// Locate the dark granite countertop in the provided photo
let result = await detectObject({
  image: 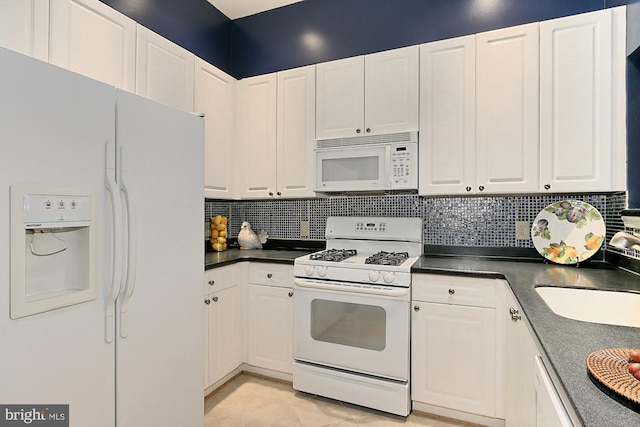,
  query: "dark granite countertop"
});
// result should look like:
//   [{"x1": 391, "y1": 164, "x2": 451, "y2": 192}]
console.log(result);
[
  {"x1": 412, "y1": 256, "x2": 640, "y2": 427},
  {"x1": 205, "y1": 248, "x2": 312, "y2": 270},
  {"x1": 204, "y1": 249, "x2": 640, "y2": 425}
]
